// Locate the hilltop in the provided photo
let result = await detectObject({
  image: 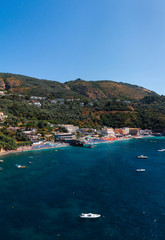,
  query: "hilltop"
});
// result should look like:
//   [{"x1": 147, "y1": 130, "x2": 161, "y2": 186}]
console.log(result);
[{"x1": 0, "y1": 73, "x2": 157, "y2": 100}]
